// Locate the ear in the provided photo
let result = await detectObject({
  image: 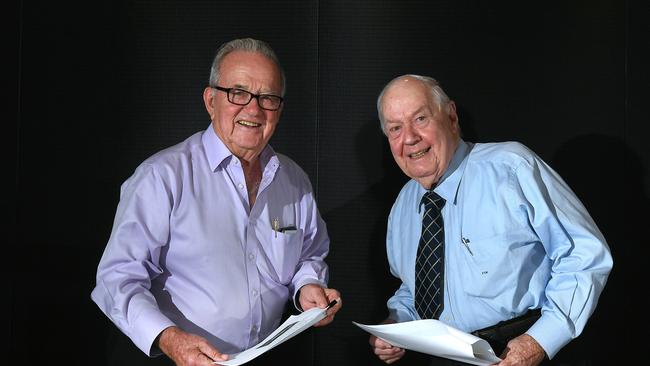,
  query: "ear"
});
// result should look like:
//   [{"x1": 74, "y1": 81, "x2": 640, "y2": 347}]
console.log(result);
[
  {"x1": 203, "y1": 86, "x2": 216, "y2": 120},
  {"x1": 447, "y1": 101, "x2": 460, "y2": 133}
]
